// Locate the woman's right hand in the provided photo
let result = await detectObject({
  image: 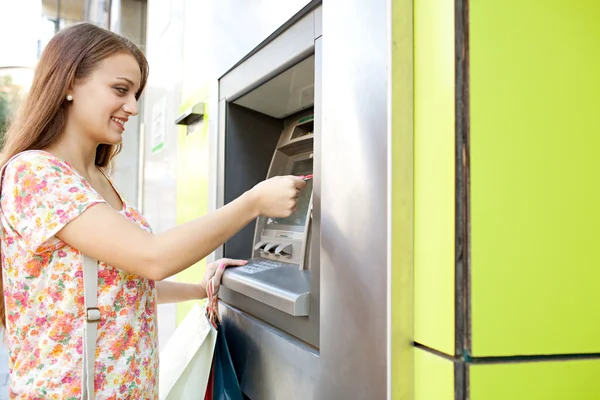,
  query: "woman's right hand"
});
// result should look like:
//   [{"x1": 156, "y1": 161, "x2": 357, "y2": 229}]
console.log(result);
[{"x1": 249, "y1": 175, "x2": 307, "y2": 217}]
